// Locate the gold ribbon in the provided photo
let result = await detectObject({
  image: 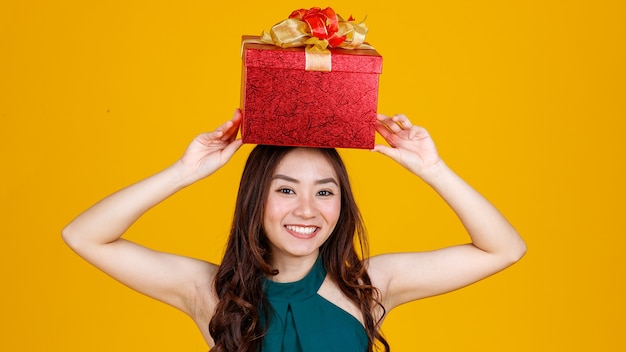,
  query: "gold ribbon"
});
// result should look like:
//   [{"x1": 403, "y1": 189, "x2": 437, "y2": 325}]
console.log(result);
[{"x1": 254, "y1": 15, "x2": 374, "y2": 72}]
